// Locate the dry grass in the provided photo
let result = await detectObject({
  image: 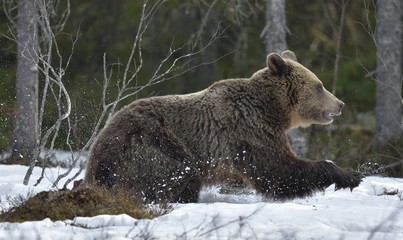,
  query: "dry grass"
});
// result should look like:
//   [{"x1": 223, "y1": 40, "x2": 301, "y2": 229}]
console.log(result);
[{"x1": 0, "y1": 181, "x2": 154, "y2": 222}]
